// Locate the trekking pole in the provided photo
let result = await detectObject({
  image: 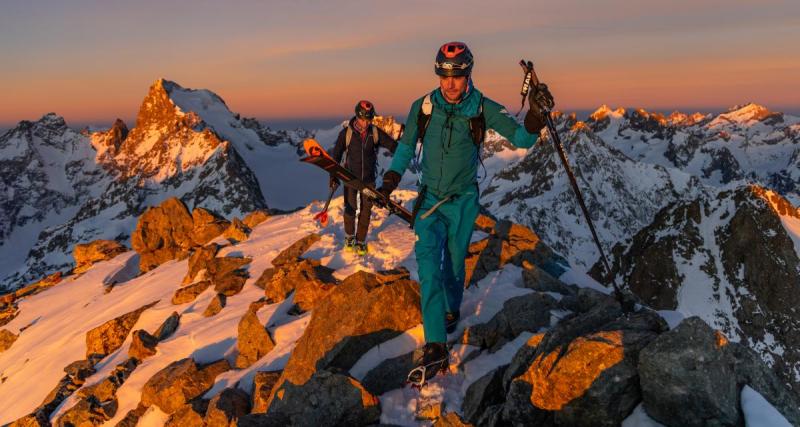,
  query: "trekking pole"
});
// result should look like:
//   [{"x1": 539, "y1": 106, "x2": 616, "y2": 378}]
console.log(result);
[
  {"x1": 314, "y1": 181, "x2": 338, "y2": 227},
  {"x1": 519, "y1": 59, "x2": 634, "y2": 313}
]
